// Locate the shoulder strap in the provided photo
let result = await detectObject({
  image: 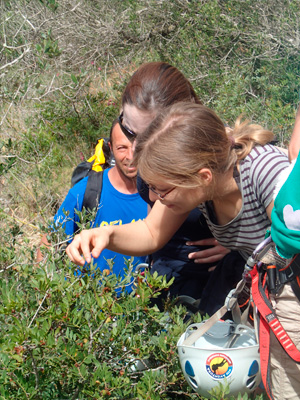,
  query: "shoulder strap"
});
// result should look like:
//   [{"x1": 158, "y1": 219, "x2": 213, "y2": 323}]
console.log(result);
[
  {"x1": 182, "y1": 279, "x2": 246, "y2": 346},
  {"x1": 71, "y1": 160, "x2": 93, "y2": 187},
  {"x1": 251, "y1": 264, "x2": 300, "y2": 362},
  {"x1": 82, "y1": 170, "x2": 104, "y2": 211}
]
